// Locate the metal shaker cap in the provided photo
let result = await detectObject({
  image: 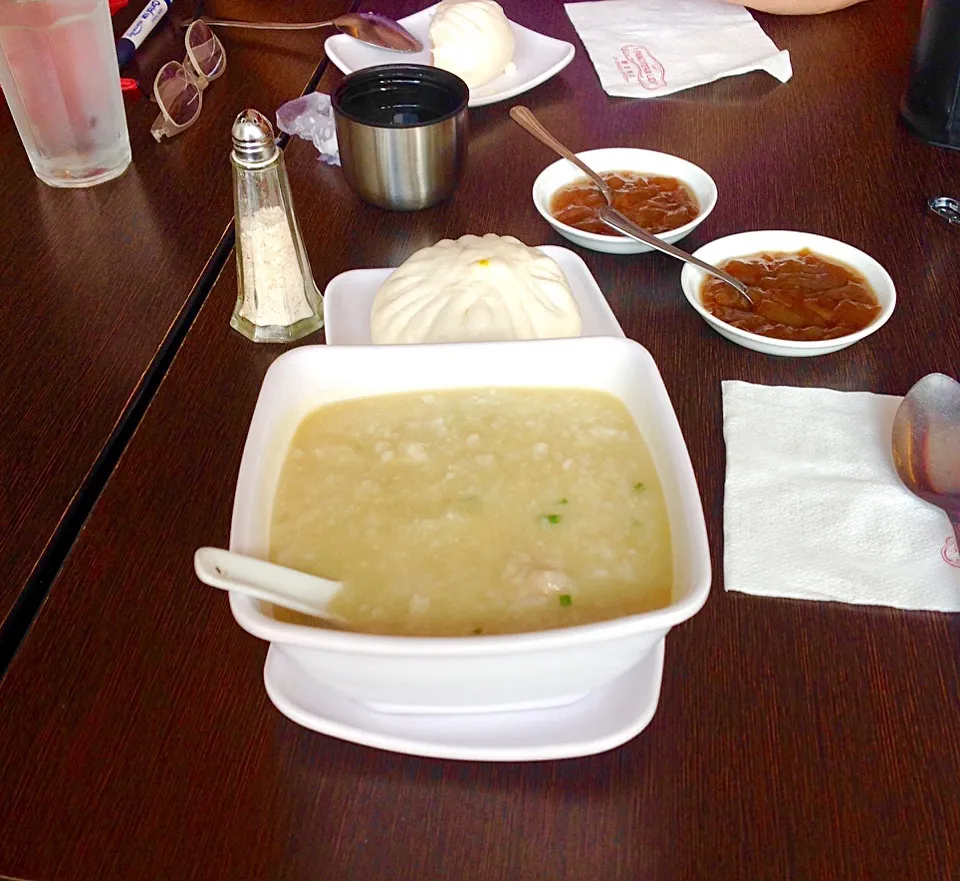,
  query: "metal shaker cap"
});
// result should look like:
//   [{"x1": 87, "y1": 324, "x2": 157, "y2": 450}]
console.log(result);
[{"x1": 231, "y1": 109, "x2": 279, "y2": 167}]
